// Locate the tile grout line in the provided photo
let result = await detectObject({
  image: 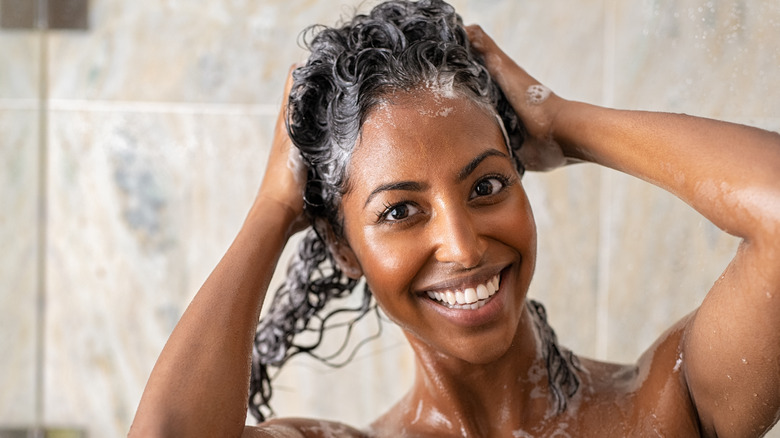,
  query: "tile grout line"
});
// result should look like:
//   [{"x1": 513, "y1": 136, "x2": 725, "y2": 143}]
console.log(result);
[
  {"x1": 34, "y1": 5, "x2": 48, "y2": 429},
  {"x1": 595, "y1": 0, "x2": 617, "y2": 361}
]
